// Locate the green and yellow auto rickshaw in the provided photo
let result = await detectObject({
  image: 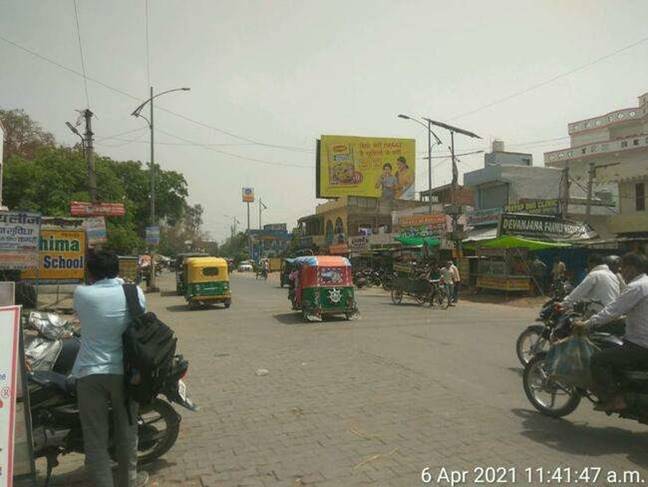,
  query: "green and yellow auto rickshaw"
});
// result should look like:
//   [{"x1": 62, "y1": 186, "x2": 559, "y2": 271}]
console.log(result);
[
  {"x1": 184, "y1": 257, "x2": 231, "y2": 308},
  {"x1": 290, "y1": 255, "x2": 359, "y2": 322}
]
